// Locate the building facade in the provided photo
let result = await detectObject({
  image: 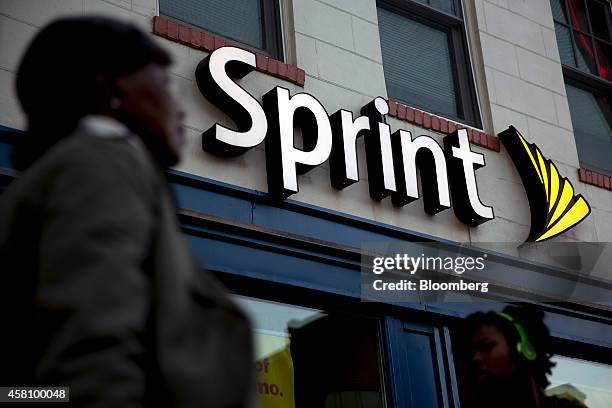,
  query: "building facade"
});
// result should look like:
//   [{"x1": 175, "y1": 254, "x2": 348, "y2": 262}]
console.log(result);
[{"x1": 1, "y1": 0, "x2": 612, "y2": 407}]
